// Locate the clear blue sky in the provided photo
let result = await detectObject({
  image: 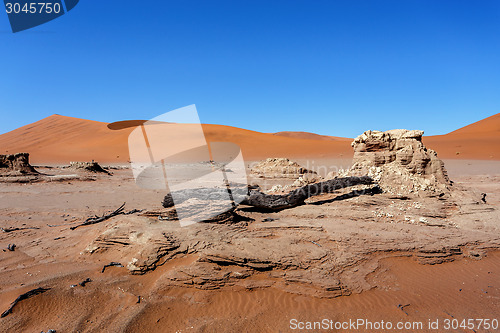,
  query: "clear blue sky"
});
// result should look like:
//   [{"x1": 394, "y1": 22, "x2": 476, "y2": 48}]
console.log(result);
[{"x1": 0, "y1": 0, "x2": 499, "y2": 137}]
